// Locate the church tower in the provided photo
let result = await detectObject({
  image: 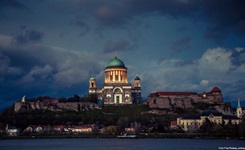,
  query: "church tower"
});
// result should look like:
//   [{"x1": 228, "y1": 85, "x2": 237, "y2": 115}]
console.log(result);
[
  {"x1": 87, "y1": 57, "x2": 142, "y2": 105},
  {"x1": 132, "y1": 75, "x2": 142, "y2": 104},
  {"x1": 21, "y1": 95, "x2": 26, "y2": 103},
  {"x1": 89, "y1": 76, "x2": 97, "y2": 94},
  {"x1": 237, "y1": 98, "x2": 242, "y2": 118},
  {"x1": 134, "y1": 75, "x2": 141, "y2": 88}
]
